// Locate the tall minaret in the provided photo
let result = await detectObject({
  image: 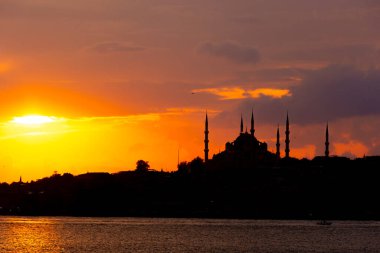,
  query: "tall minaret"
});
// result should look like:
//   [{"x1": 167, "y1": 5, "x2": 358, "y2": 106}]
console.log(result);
[
  {"x1": 276, "y1": 125, "x2": 280, "y2": 158},
  {"x1": 285, "y1": 112, "x2": 290, "y2": 158},
  {"x1": 325, "y1": 123, "x2": 329, "y2": 158},
  {"x1": 250, "y1": 110, "x2": 255, "y2": 137},
  {"x1": 204, "y1": 112, "x2": 209, "y2": 162},
  {"x1": 240, "y1": 114, "x2": 244, "y2": 134}
]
